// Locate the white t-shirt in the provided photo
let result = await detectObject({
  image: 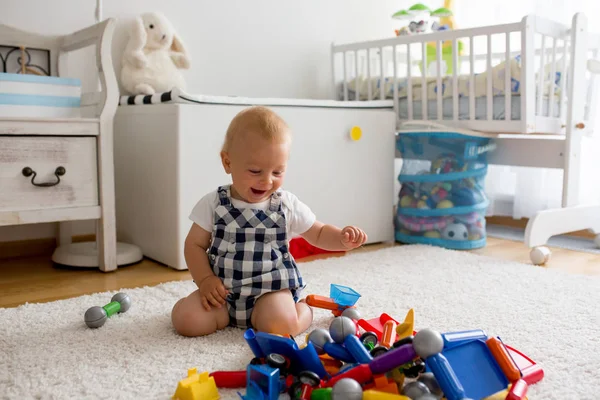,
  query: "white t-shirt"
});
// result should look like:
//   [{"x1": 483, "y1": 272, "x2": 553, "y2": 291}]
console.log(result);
[{"x1": 189, "y1": 188, "x2": 317, "y2": 239}]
